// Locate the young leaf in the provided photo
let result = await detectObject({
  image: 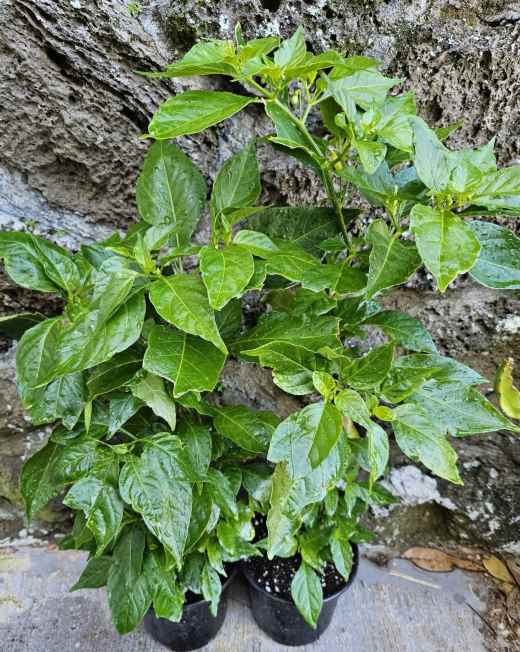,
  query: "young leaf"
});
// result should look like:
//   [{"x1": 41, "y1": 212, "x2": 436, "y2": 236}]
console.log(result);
[
  {"x1": 210, "y1": 140, "x2": 261, "y2": 220},
  {"x1": 363, "y1": 310, "x2": 437, "y2": 353},
  {"x1": 150, "y1": 274, "x2": 227, "y2": 354},
  {"x1": 410, "y1": 205, "x2": 480, "y2": 291},
  {"x1": 290, "y1": 562, "x2": 323, "y2": 629},
  {"x1": 119, "y1": 440, "x2": 192, "y2": 567},
  {"x1": 330, "y1": 530, "x2": 353, "y2": 580},
  {"x1": 365, "y1": 220, "x2": 421, "y2": 299},
  {"x1": 143, "y1": 324, "x2": 226, "y2": 396},
  {"x1": 144, "y1": 40, "x2": 237, "y2": 78},
  {"x1": 469, "y1": 221, "x2": 520, "y2": 289},
  {"x1": 411, "y1": 117, "x2": 453, "y2": 192},
  {"x1": 131, "y1": 373, "x2": 176, "y2": 431},
  {"x1": 328, "y1": 70, "x2": 401, "y2": 120},
  {"x1": 268, "y1": 402, "x2": 342, "y2": 478},
  {"x1": 200, "y1": 244, "x2": 254, "y2": 310},
  {"x1": 64, "y1": 477, "x2": 124, "y2": 553},
  {"x1": 356, "y1": 140, "x2": 387, "y2": 174},
  {"x1": 107, "y1": 527, "x2": 153, "y2": 634},
  {"x1": 136, "y1": 141, "x2": 206, "y2": 245},
  {"x1": 147, "y1": 91, "x2": 257, "y2": 139},
  {"x1": 392, "y1": 404, "x2": 462, "y2": 484},
  {"x1": 495, "y1": 358, "x2": 520, "y2": 420},
  {"x1": 274, "y1": 26, "x2": 306, "y2": 68}
]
